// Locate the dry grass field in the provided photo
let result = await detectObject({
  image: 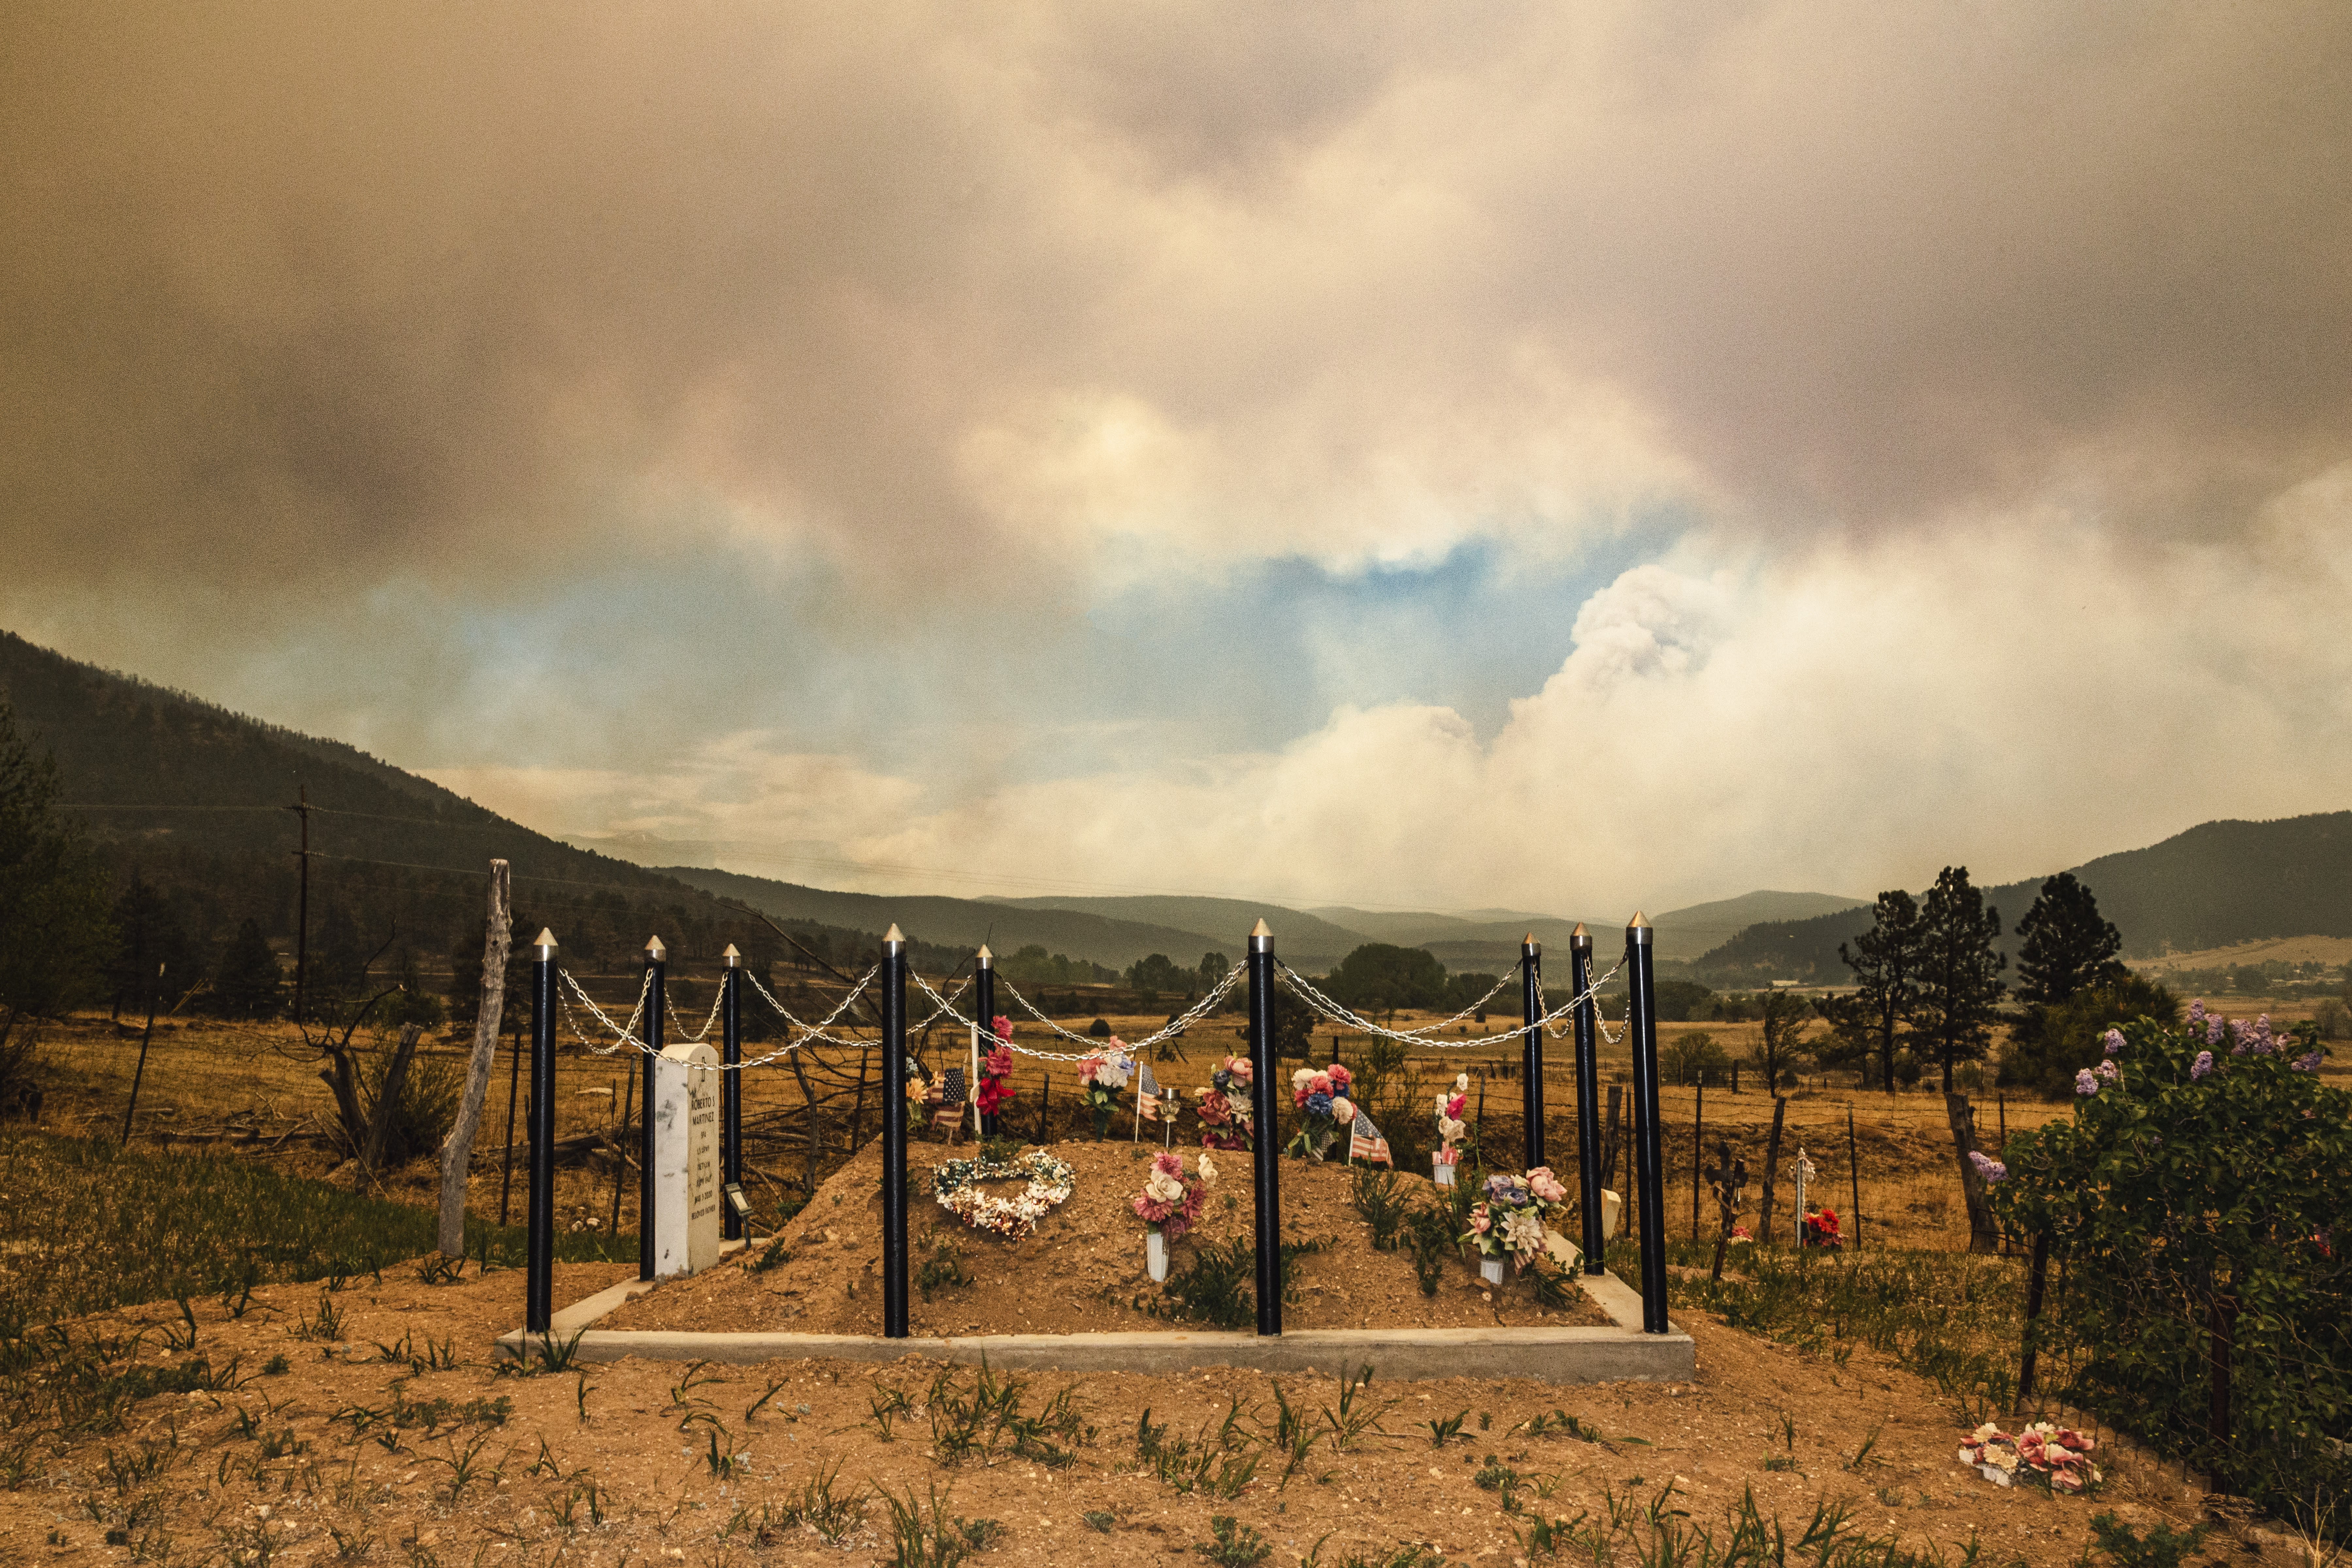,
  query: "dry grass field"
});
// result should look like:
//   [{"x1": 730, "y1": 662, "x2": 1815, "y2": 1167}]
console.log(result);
[{"x1": 0, "y1": 978, "x2": 2336, "y2": 1568}]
